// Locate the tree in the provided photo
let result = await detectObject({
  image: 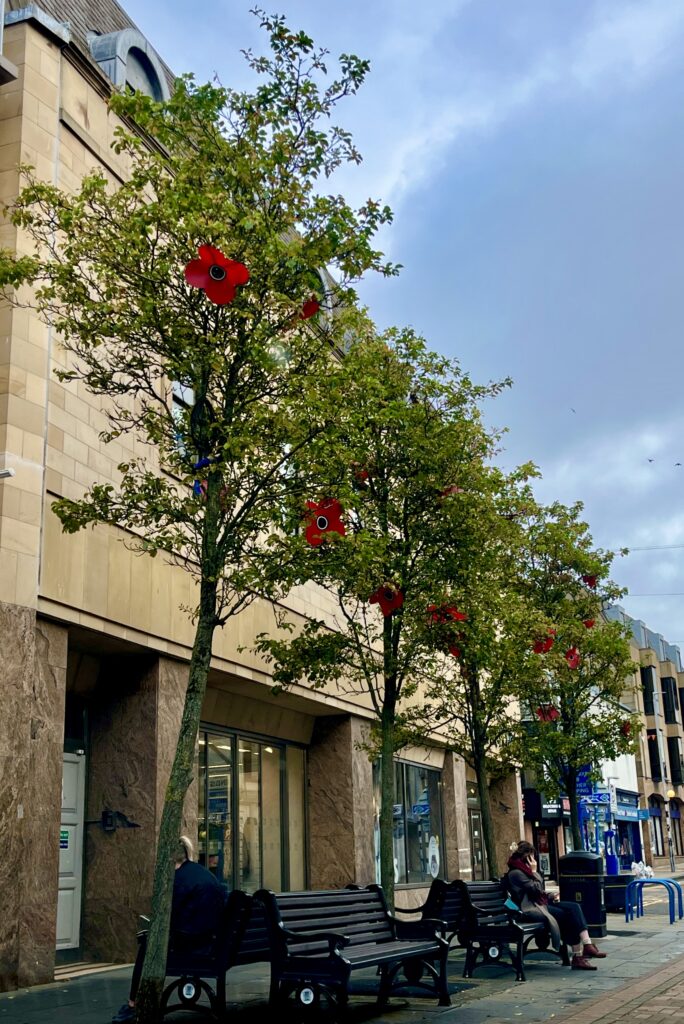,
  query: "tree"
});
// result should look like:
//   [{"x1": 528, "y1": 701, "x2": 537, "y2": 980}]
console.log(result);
[
  {"x1": 0, "y1": 14, "x2": 397, "y2": 1019},
  {"x1": 420, "y1": 475, "x2": 545, "y2": 876},
  {"x1": 515, "y1": 502, "x2": 639, "y2": 849},
  {"x1": 254, "y1": 327, "x2": 508, "y2": 907}
]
